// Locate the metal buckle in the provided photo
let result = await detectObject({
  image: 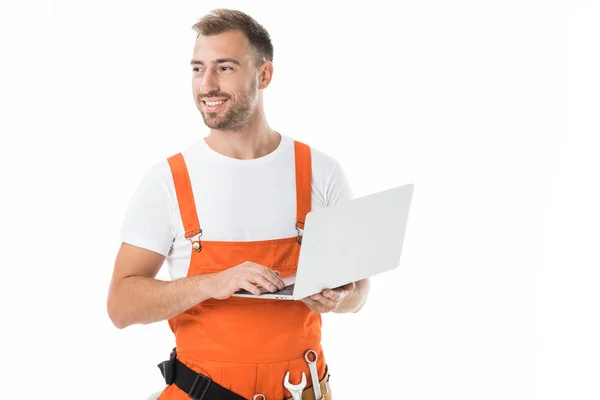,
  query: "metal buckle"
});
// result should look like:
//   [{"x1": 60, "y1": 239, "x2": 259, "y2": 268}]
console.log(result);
[
  {"x1": 295, "y1": 222, "x2": 304, "y2": 245},
  {"x1": 186, "y1": 229, "x2": 203, "y2": 252},
  {"x1": 188, "y1": 373, "x2": 212, "y2": 400}
]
